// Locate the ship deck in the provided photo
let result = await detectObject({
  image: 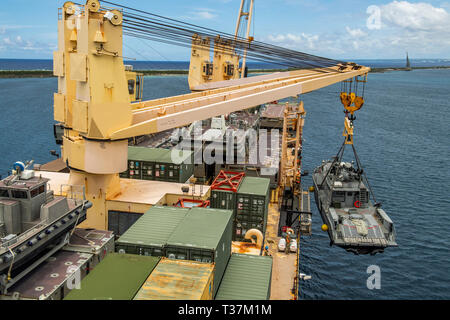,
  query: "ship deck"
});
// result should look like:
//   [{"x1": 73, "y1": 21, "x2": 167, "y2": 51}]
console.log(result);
[
  {"x1": 38, "y1": 171, "x2": 209, "y2": 206},
  {"x1": 266, "y1": 193, "x2": 310, "y2": 300},
  {"x1": 265, "y1": 203, "x2": 297, "y2": 300}
]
